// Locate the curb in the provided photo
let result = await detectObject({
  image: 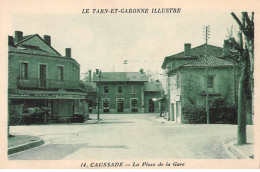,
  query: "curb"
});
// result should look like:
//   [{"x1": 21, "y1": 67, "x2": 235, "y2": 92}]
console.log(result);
[
  {"x1": 228, "y1": 141, "x2": 249, "y2": 159},
  {"x1": 94, "y1": 118, "x2": 102, "y2": 124},
  {"x1": 84, "y1": 118, "x2": 102, "y2": 124},
  {"x1": 223, "y1": 141, "x2": 249, "y2": 159},
  {"x1": 223, "y1": 141, "x2": 238, "y2": 159},
  {"x1": 8, "y1": 138, "x2": 44, "y2": 155}
]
